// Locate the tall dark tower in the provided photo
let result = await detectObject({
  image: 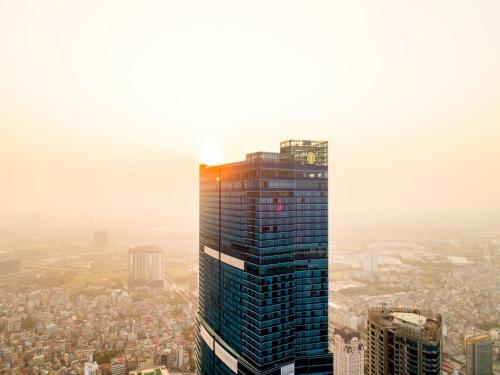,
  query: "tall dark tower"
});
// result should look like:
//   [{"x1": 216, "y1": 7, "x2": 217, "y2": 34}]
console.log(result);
[{"x1": 196, "y1": 140, "x2": 332, "y2": 375}]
